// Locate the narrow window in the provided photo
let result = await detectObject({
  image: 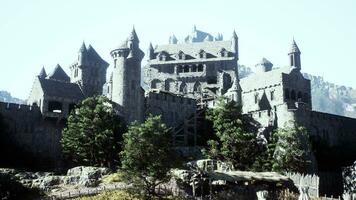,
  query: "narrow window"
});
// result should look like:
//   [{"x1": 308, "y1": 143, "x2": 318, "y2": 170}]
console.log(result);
[
  {"x1": 270, "y1": 91, "x2": 275, "y2": 101},
  {"x1": 285, "y1": 89, "x2": 290, "y2": 99},
  {"x1": 255, "y1": 93, "x2": 259, "y2": 104}
]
